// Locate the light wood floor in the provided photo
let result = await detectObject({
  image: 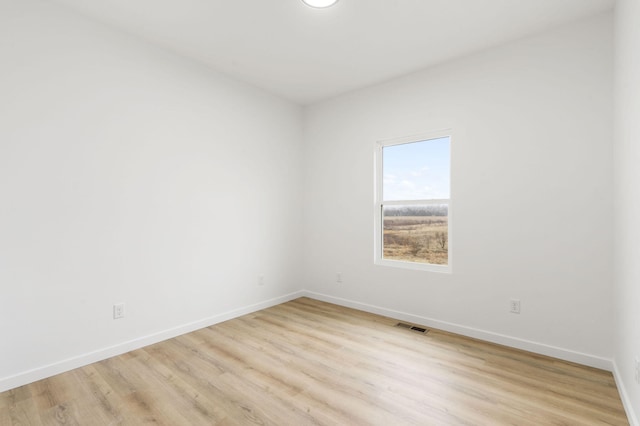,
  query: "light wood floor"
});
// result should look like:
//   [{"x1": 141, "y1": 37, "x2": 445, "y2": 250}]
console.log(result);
[{"x1": 0, "y1": 297, "x2": 629, "y2": 425}]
